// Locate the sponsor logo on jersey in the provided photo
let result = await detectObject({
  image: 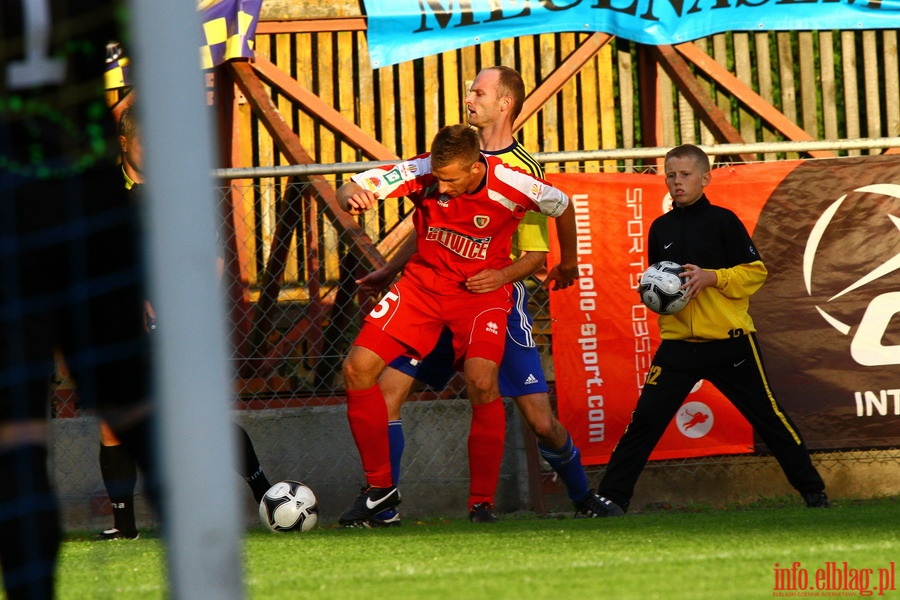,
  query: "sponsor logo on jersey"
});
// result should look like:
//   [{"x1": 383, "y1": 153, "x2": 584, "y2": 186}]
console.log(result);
[
  {"x1": 474, "y1": 215, "x2": 490, "y2": 228},
  {"x1": 363, "y1": 176, "x2": 382, "y2": 192},
  {"x1": 425, "y1": 227, "x2": 491, "y2": 260},
  {"x1": 524, "y1": 373, "x2": 540, "y2": 385},
  {"x1": 486, "y1": 321, "x2": 499, "y2": 335},
  {"x1": 530, "y1": 182, "x2": 541, "y2": 199},
  {"x1": 437, "y1": 194, "x2": 450, "y2": 207},
  {"x1": 384, "y1": 168, "x2": 402, "y2": 184}
]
